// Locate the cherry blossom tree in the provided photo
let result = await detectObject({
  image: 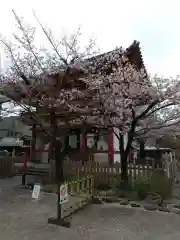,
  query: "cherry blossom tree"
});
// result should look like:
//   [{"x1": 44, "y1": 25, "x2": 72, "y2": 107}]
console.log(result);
[
  {"x1": 0, "y1": 11, "x2": 103, "y2": 226},
  {"x1": 135, "y1": 76, "x2": 180, "y2": 140},
  {"x1": 113, "y1": 75, "x2": 180, "y2": 180},
  {"x1": 0, "y1": 10, "x2": 100, "y2": 137},
  {"x1": 2, "y1": 11, "x2": 180, "y2": 184}
]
